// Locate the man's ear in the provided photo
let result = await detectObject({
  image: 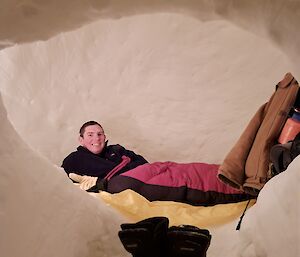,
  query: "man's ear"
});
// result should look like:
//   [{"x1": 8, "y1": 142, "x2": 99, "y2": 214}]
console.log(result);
[{"x1": 78, "y1": 135, "x2": 84, "y2": 145}]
